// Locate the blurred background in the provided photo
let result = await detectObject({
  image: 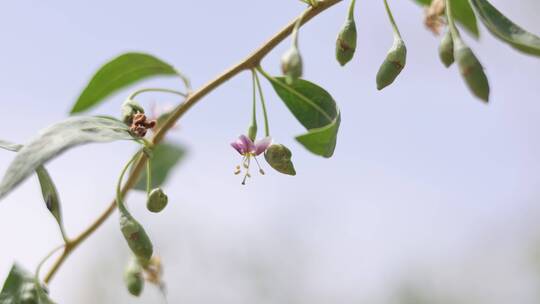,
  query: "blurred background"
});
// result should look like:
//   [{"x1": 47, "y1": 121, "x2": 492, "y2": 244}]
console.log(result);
[{"x1": 1, "y1": 0, "x2": 540, "y2": 303}]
